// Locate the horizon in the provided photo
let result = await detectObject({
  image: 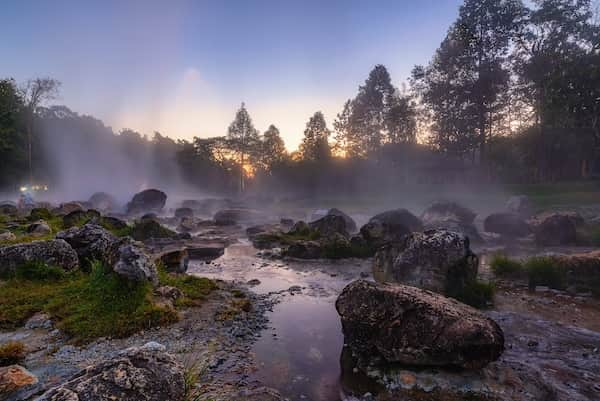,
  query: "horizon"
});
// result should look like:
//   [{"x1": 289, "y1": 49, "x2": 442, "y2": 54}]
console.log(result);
[{"x1": 0, "y1": 0, "x2": 463, "y2": 151}]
